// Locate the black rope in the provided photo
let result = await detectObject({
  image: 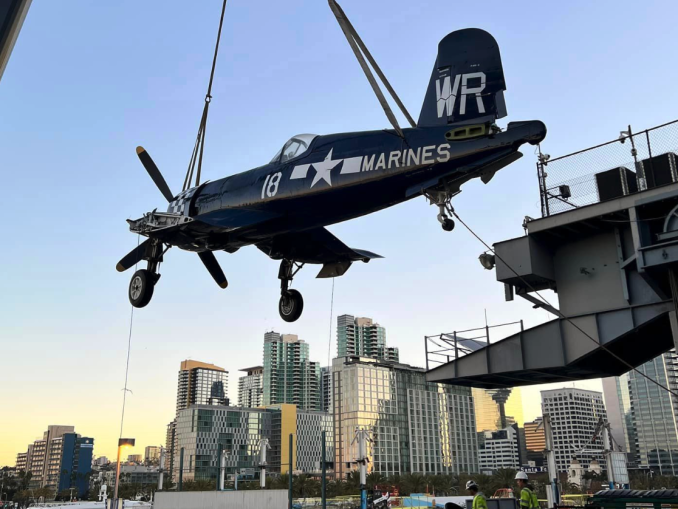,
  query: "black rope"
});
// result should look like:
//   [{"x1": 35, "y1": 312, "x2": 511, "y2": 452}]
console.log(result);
[
  {"x1": 451, "y1": 208, "x2": 678, "y2": 399},
  {"x1": 184, "y1": 0, "x2": 228, "y2": 191}
]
